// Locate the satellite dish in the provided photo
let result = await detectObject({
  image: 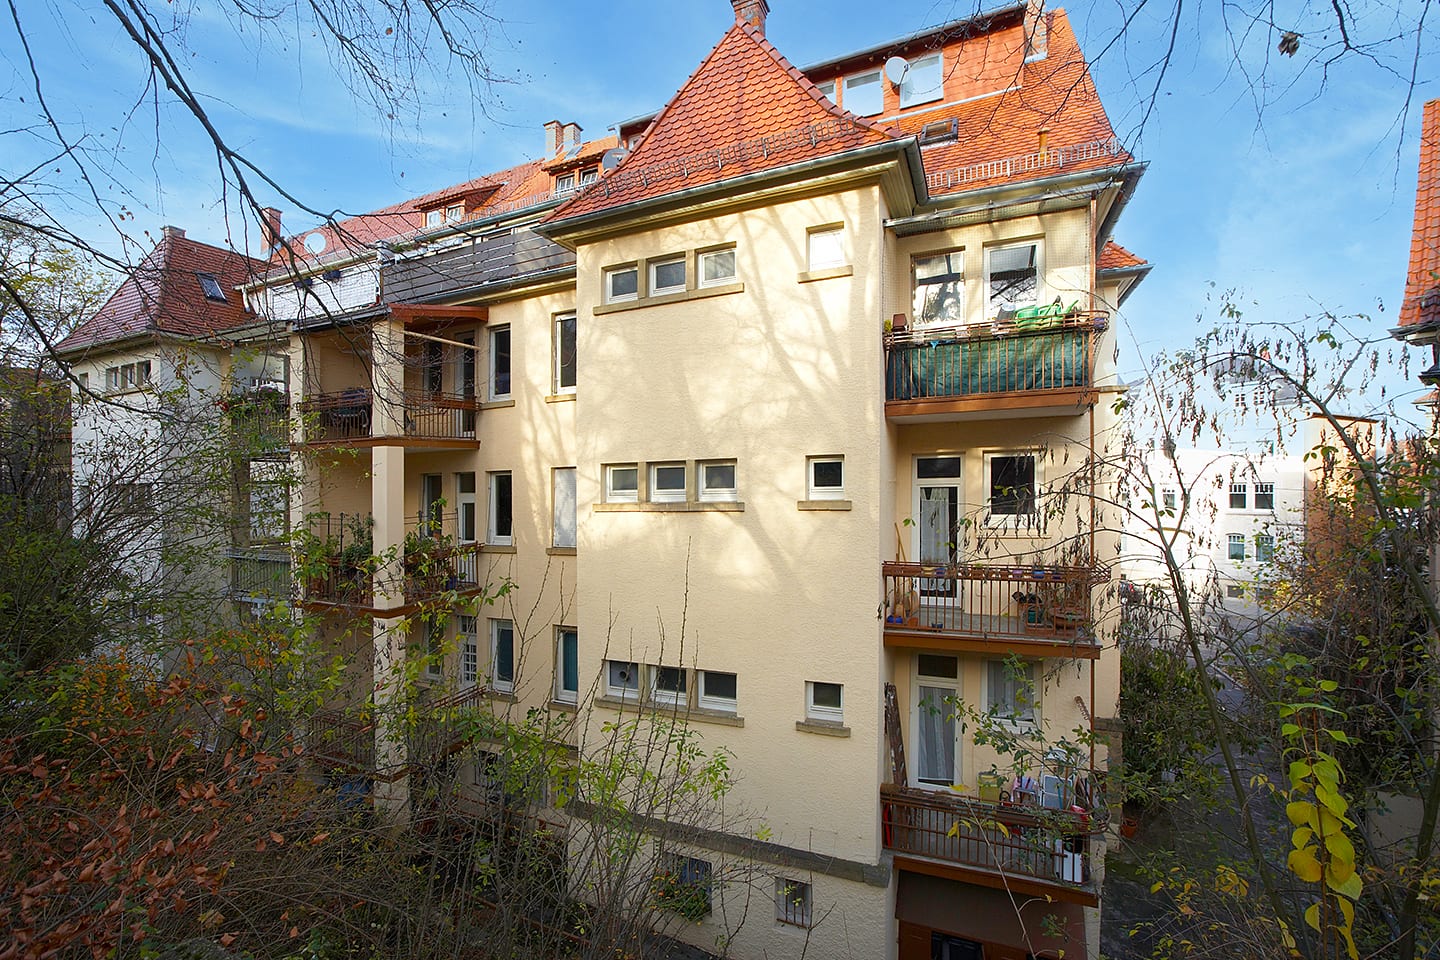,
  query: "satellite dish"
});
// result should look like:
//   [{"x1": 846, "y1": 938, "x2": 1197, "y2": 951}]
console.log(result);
[
  {"x1": 884, "y1": 55, "x2": 910, "y2": 86},
  {"x1": 600, "y1": 147, "x2": 628, "y2": 171},
  {"x1": 303, "y1": 231, "x2": 327, "y2": 255}
]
